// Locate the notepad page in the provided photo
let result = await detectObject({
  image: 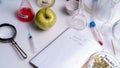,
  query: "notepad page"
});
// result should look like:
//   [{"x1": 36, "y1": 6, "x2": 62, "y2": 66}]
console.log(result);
[{"x1": 30, "y1": 28, "x2": 102, "y2": 68}]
